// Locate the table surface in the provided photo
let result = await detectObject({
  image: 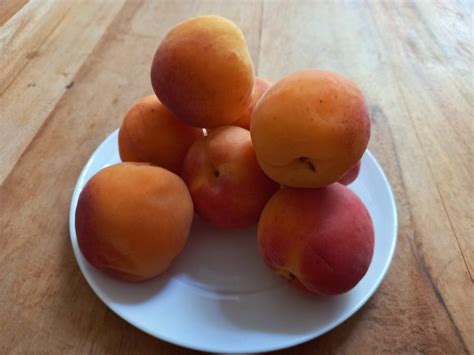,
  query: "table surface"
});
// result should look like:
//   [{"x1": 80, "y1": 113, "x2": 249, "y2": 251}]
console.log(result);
[{"x1": 1, "y1": 0, "x2": 473, "y2": 353}]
